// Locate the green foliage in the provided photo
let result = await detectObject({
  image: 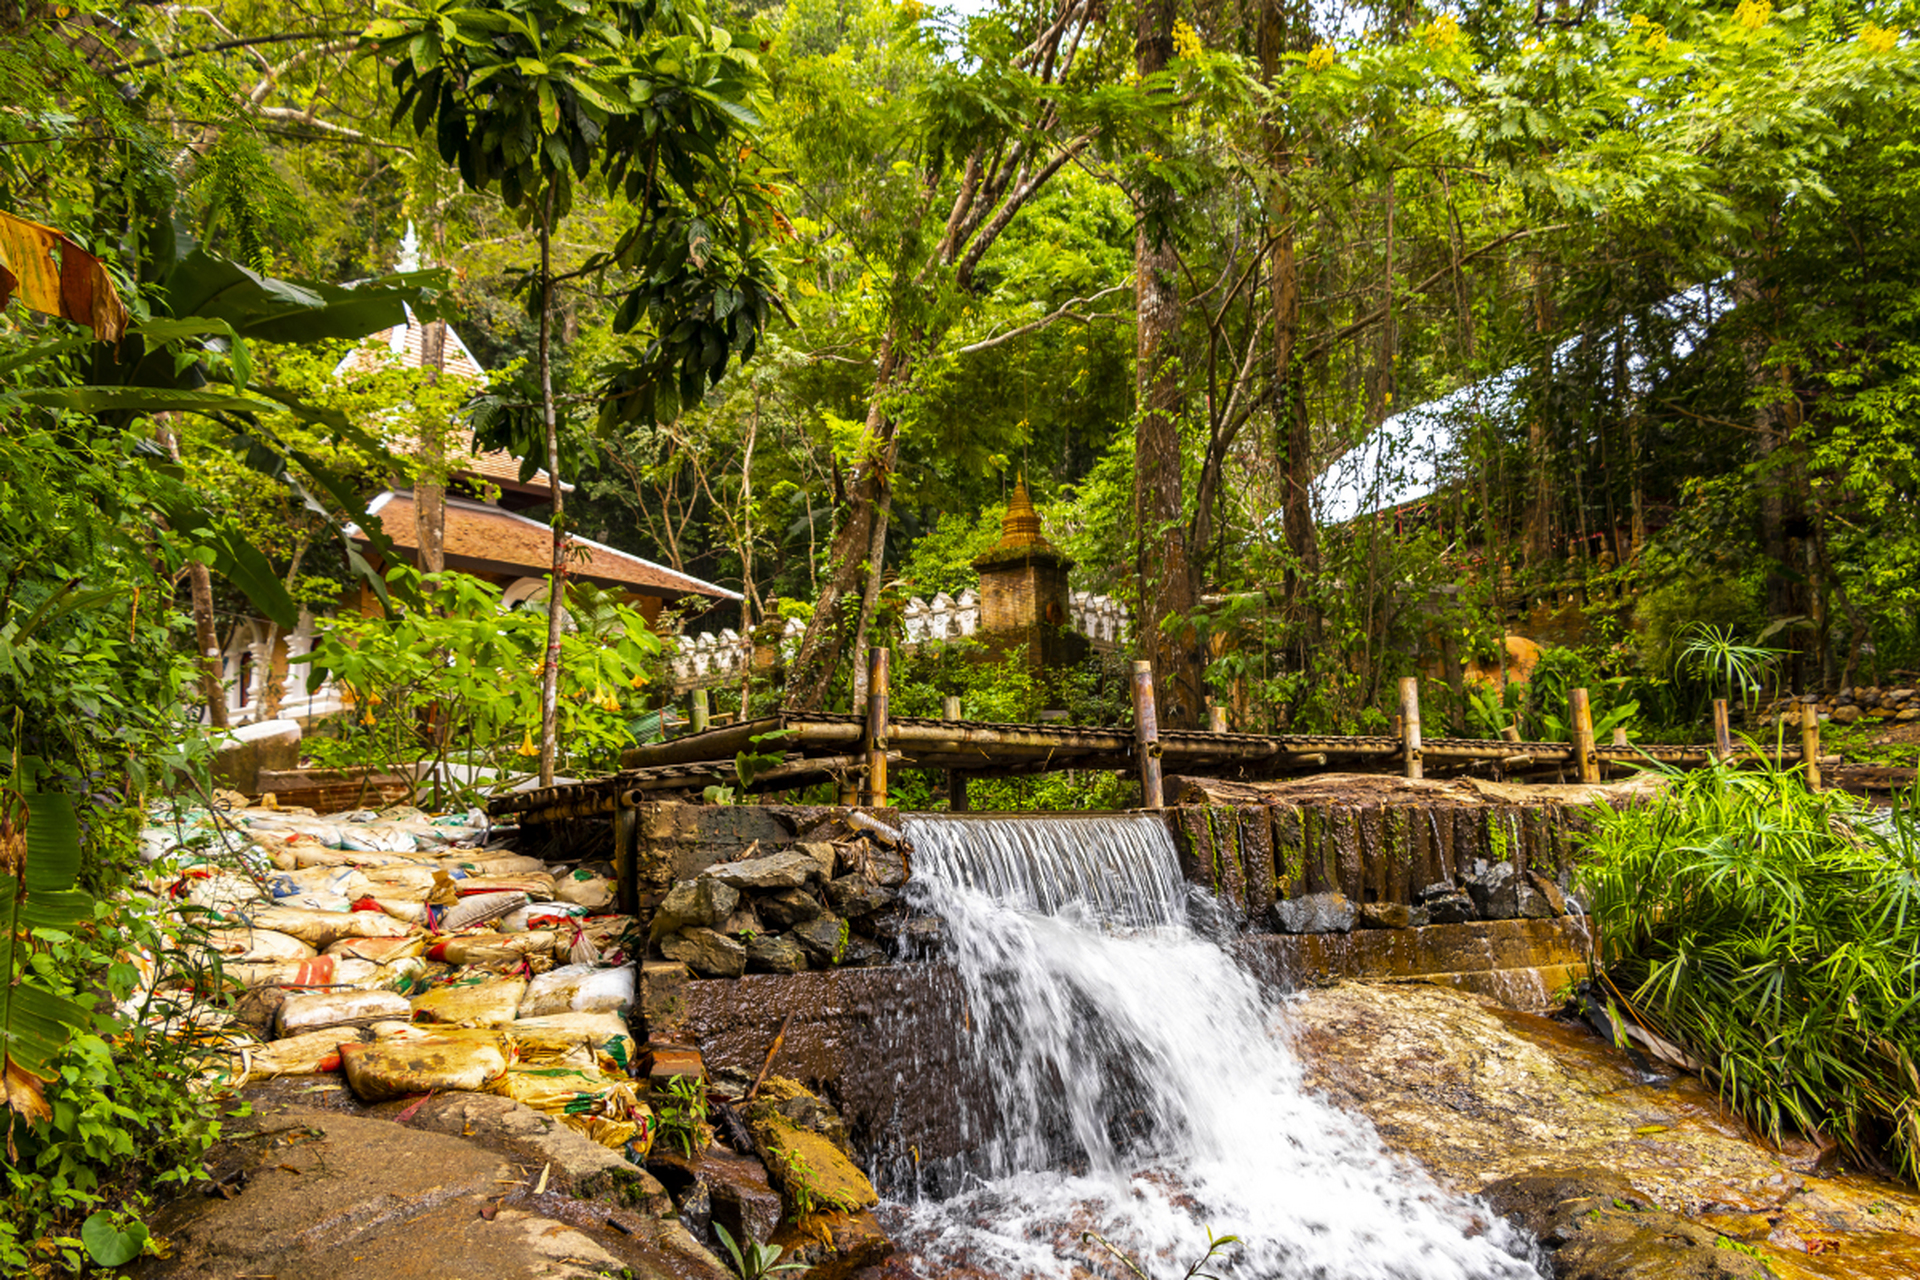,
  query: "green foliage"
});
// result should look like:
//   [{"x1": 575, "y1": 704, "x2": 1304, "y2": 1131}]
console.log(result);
[
  {"x1": 654, "y1": 1073, "x2": 709, "y2": 1159},
  {"x1": 303, "y1": 567, "x2": 660, "y2": 796},
  {"x1": 1580, "y1": 766, "x2": 1920, "y2": 1182},
  {"x1": 713, "y1": 1221, "x2": 802, "y2": 1279}
]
